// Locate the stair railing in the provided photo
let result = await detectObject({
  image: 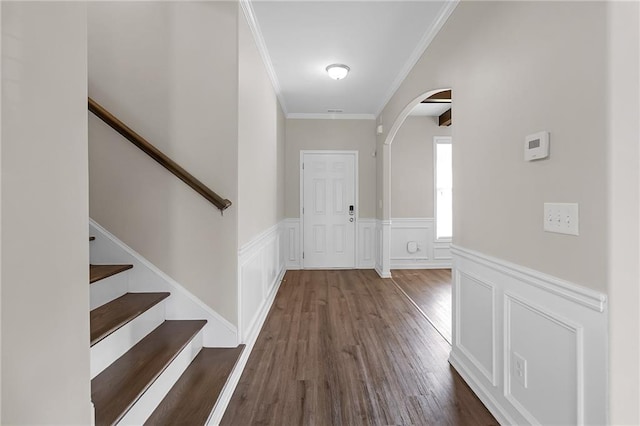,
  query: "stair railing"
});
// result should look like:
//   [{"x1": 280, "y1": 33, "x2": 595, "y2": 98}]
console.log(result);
[{"x1": 88, "y1": 97, "x2": 232, "y2": 213}]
